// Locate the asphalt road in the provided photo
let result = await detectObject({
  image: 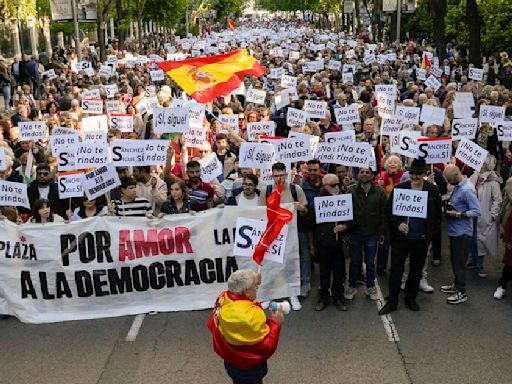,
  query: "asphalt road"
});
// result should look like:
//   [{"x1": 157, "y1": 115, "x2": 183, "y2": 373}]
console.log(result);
[{"x1": 2, "y1": 243, "x2": 512, "y2": 384}]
